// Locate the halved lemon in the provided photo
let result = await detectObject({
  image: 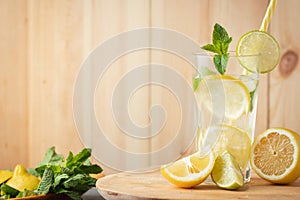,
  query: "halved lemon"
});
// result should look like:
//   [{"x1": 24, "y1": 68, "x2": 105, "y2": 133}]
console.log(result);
[
  {"x1": 250, "y1": 127, "x2": 300, "y2": 184},
  {"x1": 200, "y1": 124, "x2": 251, "y2": 171},
  {"x1": 195, "y1": 75, "x2": 250, "y2": 120},
  {"x1": 236, "y1": 30, "x2": 280, "y2": 73},
  {"x1": 160, "y1": 152, "x2": 215, "y2": 188}
]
